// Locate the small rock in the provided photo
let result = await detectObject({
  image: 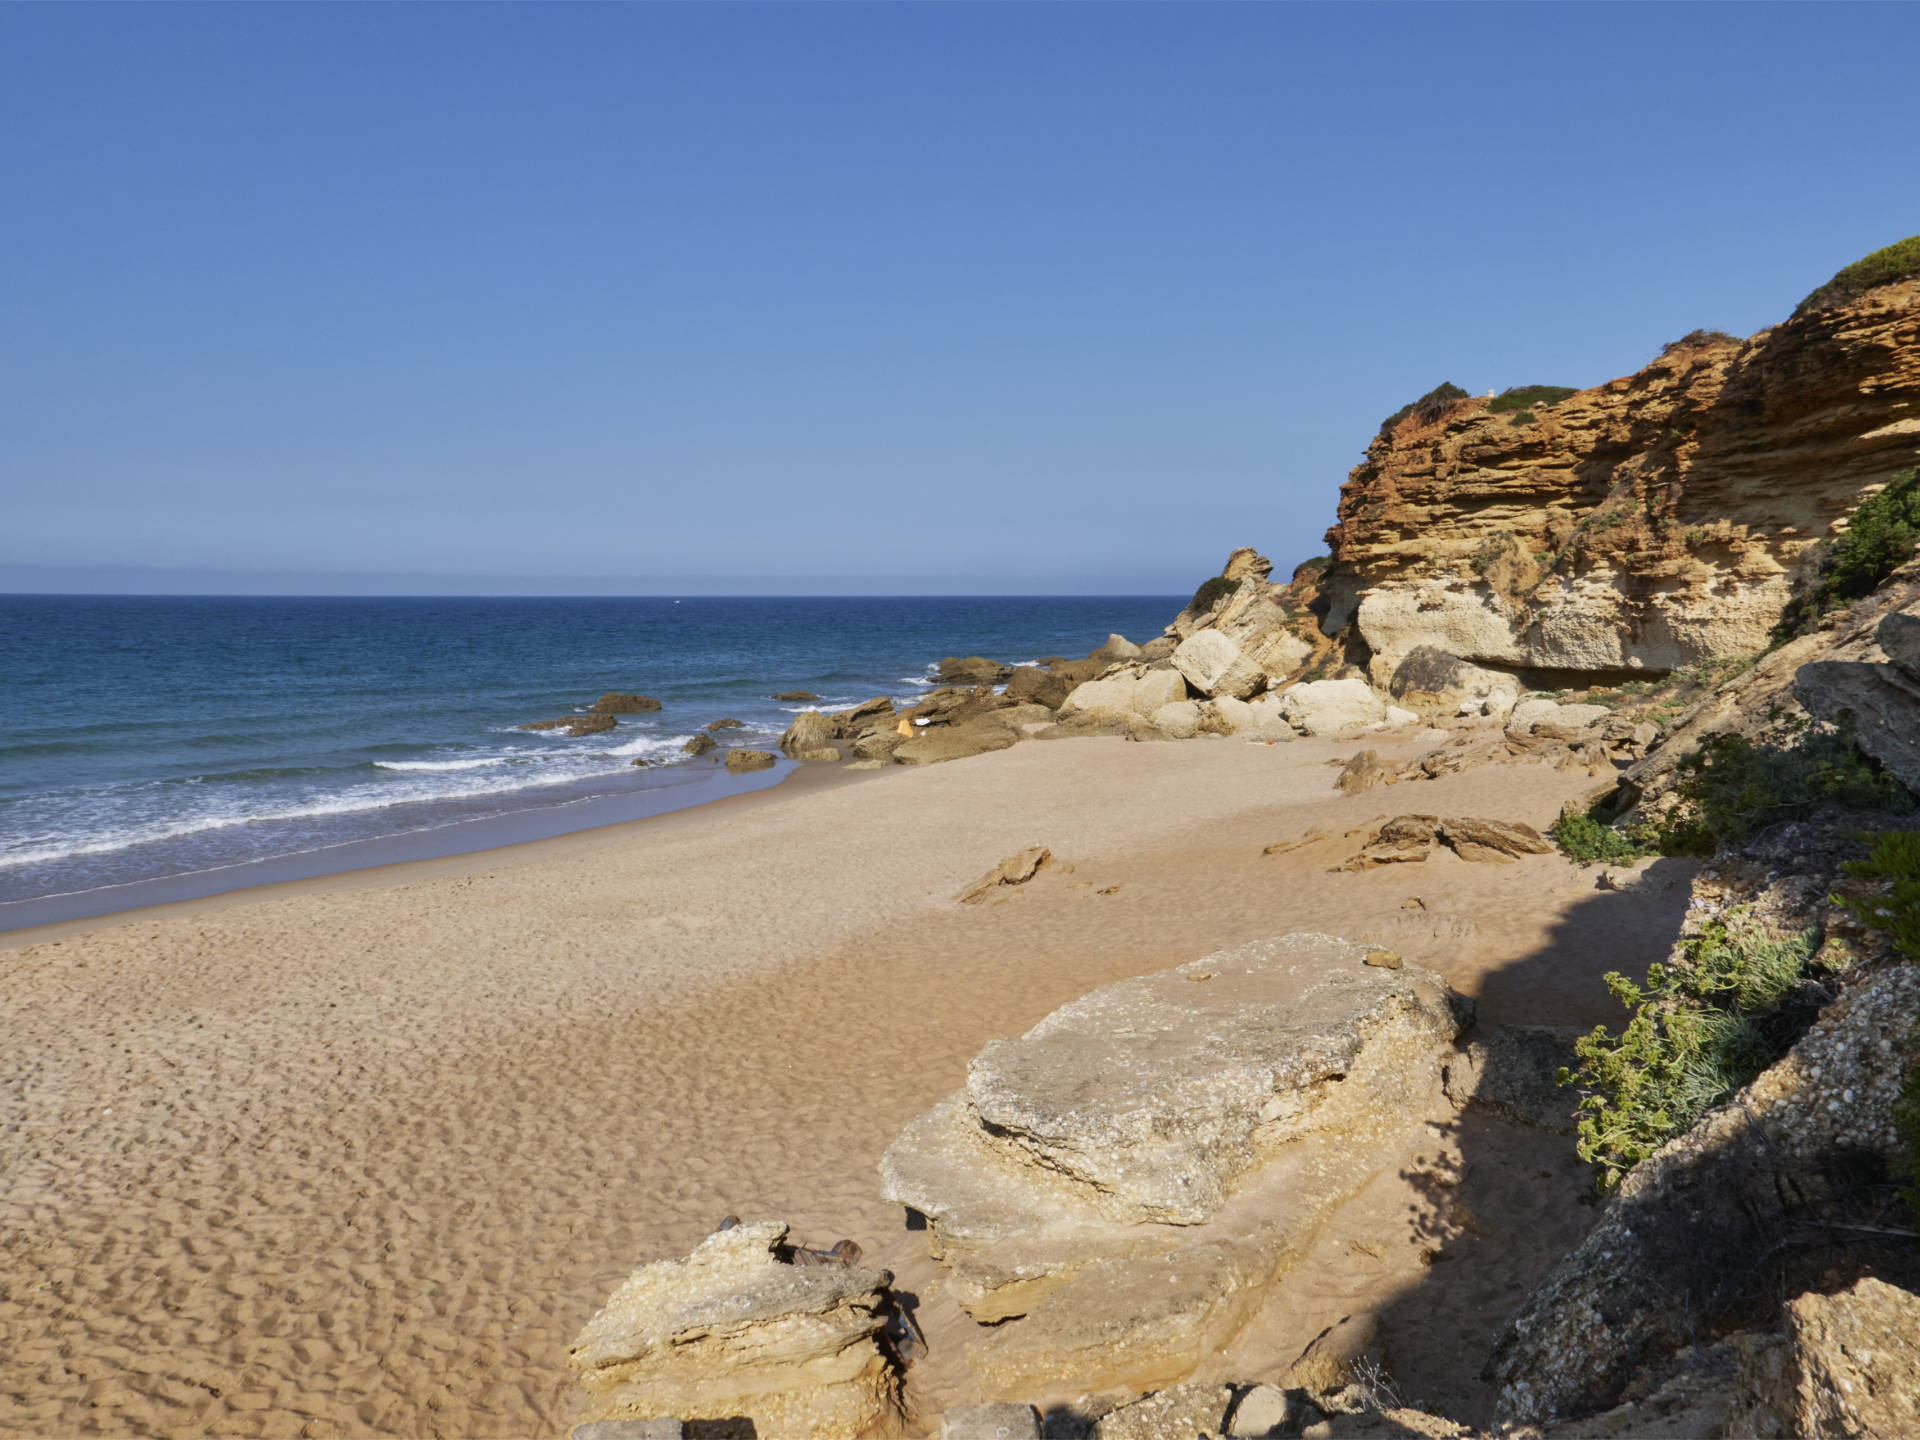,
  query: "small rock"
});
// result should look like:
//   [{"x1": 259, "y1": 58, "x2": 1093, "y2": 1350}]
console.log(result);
[
  {"x1": 938, "y1": 656, "x2": 1014, "y2": 685},
  {"x1": 629, "y1": 758, "x2": 652, "y2": 768},
  {"x1": 706, "y1": 718, "x2": 746, "y2": 731},
  {"x1": 1335, "y1": 750, "x2": 1390, "y2": 795},
  {"x1": 1285, "y1": 1311, "x2": 1384, "y2": 1398},
  {"x1": 773, "y1": 690, "x2": 821, "y2": 702},
  {"x1": 940, "y1": 1402, "x2": 1041, "y2": 1440},
  {"x1": 957, "y1": 846, "x2": 1057, "y2": 904},
  {"x1": 799, "y1": 747, "x2": 841, "y2": 763},
  {"x1": 723, "y1": 748, "x2": 777, "y2": 773},
  {"x1": 1226, "y1": 1384, "x2": 1291, "y2": 1436},
  {"x1": 1598, "y1": 866, "x2": 1640, "y2": 892},
  {"x1": 1364, "y1": 950, "x2": 1403, "y2": 970},
  {"x1": 521, "y1": 713, "x2": 620, "y2": 737},
  {"x1": 682, "y1": 732, "x2": 716, "y2": 756}
]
